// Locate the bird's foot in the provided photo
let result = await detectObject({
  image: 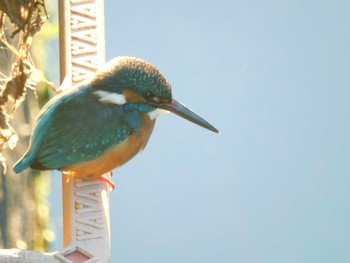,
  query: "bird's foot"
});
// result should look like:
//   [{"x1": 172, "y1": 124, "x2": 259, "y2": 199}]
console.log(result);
[{"x1": 99, "y1": 172, "x2": 115, "y2": 191}]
